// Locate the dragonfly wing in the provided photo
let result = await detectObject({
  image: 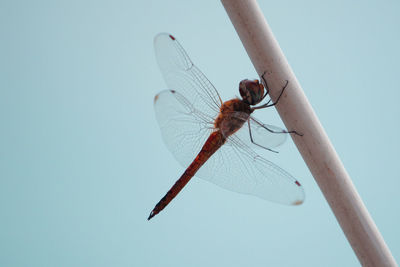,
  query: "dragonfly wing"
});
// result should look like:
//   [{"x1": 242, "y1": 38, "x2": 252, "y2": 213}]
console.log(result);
[
  {"x1": 233, "y1": 115, "x2": 288, "y2": 150},
  {"x1": 154, "y1": 33, "x2": 222, "y2": 119},
  {"x1": 196, "y1": 134, "x2": 305, "y2": 205},
  {"x1": 154, "y1": 89, "x2": 214, "y2": 168}
]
